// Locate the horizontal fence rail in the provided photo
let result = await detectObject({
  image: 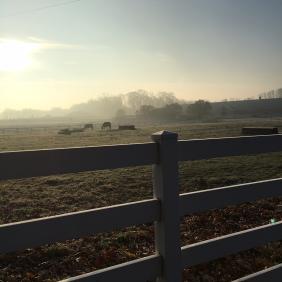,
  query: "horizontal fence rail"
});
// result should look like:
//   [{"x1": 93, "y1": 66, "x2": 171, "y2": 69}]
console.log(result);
[
  {"x1": 0, "y1": 142, "x2": 157, "y2": 180},
  {"x1": 181, "y1": 221, "x2": 282, "y2": 268},
  {"x1": 179, "y1": 178, "x2": 282, "y2": 215},
  {"x1": 0, "y1": 199, "x2": 160, "y2": 253},
  {"x1": 178, "y1": 134, "x2": 282, "y2": 161},
  {"x1": 60, "y1": 255, "x2": 161, "y2": 282},
  {"x1": 233, "y1": 263, "x2": 282, "y2": 282},
  {"x1": 2, "y1": 134, "x2": 282, "y2": 181},
  {"x1": 1, "y1": 131, "x2": 282, "y2": 281}
]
